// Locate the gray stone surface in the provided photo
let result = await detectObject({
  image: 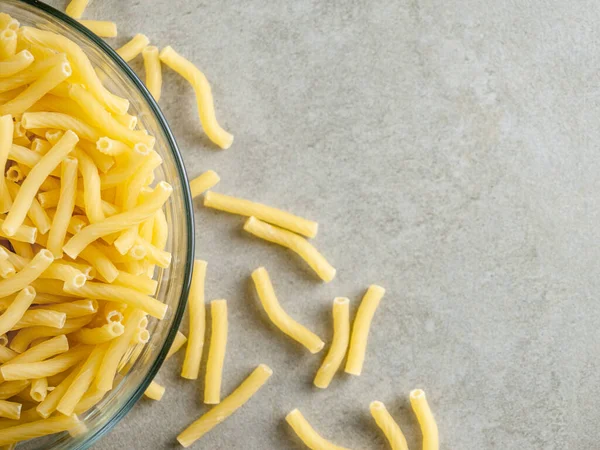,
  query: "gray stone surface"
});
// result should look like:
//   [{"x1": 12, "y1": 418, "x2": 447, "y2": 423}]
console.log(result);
[{"x1": 42, "y1": 0, "x2": 600, "y2": 448}]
